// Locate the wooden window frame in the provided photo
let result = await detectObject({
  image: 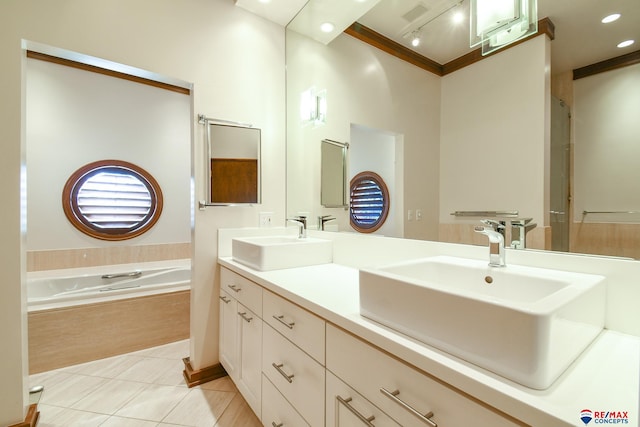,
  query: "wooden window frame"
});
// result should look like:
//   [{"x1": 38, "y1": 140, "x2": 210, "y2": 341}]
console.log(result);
[{"x1": 350, "y1": 171, "x2": 390, "y2": 233}]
